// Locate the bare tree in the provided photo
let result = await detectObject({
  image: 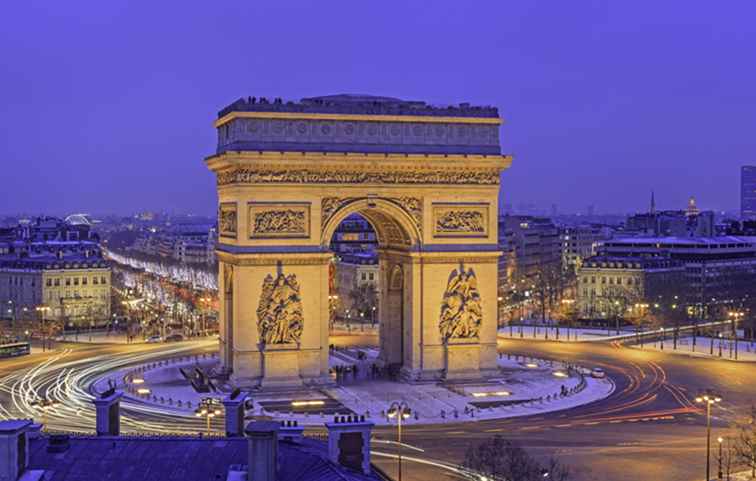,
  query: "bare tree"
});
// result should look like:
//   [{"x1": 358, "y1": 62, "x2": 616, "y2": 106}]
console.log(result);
[
  {"x1": 598, "y1": 284, "x2": 641, "y2": 335},
  {"x1": 463, "y1": 436, "x2": 571, "y2": 481},
  {"x1": 348, "y1": 282, "x2": 378, "y2": 323},
  {"x1": 735, "y1": 405, "x2": 756, "y2": 479}
]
